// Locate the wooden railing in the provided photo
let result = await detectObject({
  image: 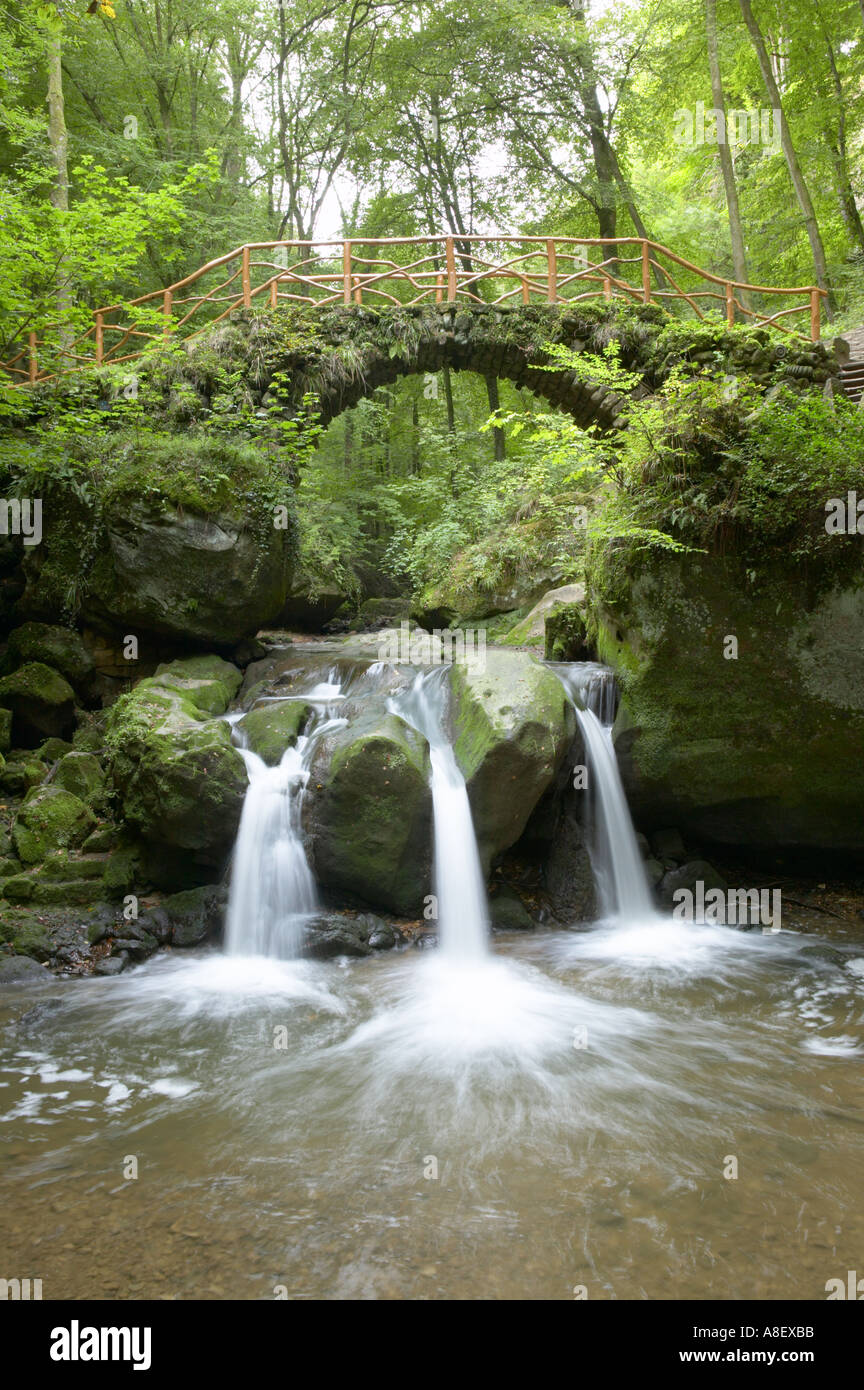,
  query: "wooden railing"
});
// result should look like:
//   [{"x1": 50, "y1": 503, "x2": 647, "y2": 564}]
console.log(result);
[{"x1": 1, "y1": 235, "x2": 828, "y2": 386}]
